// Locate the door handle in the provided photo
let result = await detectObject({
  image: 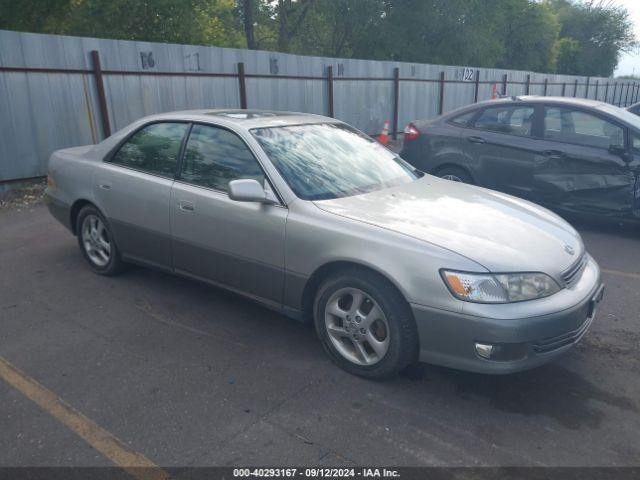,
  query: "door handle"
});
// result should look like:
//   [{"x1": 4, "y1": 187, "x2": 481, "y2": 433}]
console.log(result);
[
  {"x1": 98, "y1": 184, "x2": 111, "y2": 190},
  {"x1": 467, "y1": 136, "x2": 486, "y2": 144},
  {"x1": 542, "y1": 150, "x2": 566, "y2": 159},
  {"x1": 178, "y1": 201, "x2": 195, "y2": 212}
]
